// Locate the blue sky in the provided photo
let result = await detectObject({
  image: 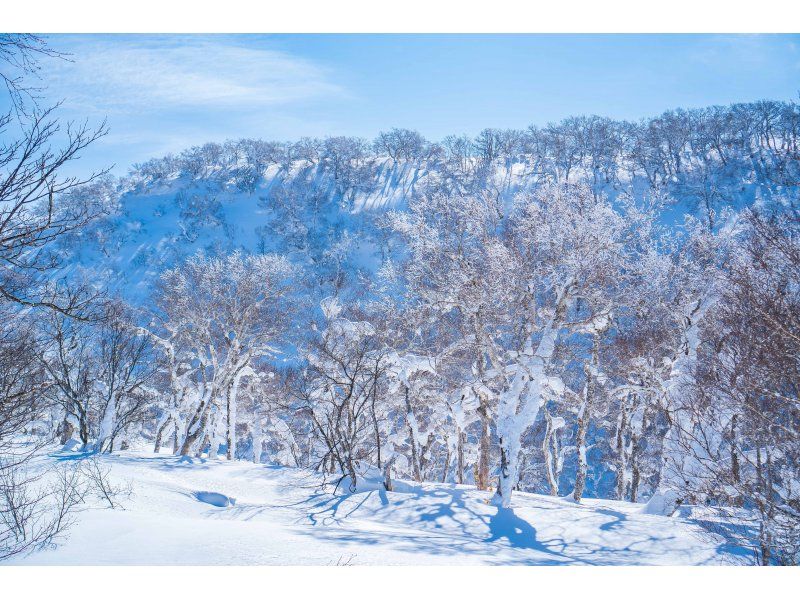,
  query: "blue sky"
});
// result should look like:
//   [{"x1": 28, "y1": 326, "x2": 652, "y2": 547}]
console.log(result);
[{"x1": 4, "y1": 34, "x2": 799, "y2": 175}]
